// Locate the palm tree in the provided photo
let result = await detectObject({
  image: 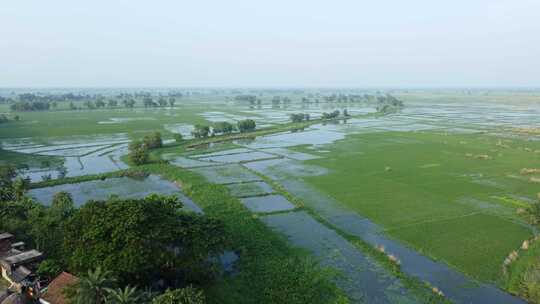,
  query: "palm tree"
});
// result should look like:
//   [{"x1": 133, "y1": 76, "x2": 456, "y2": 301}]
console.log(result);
[
  {"x1": 68, "y1": 267, "x2": 116, "y2": 304},
  {"x1": 105, "y1": 286, "x2": 143, "y2": 304}
]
